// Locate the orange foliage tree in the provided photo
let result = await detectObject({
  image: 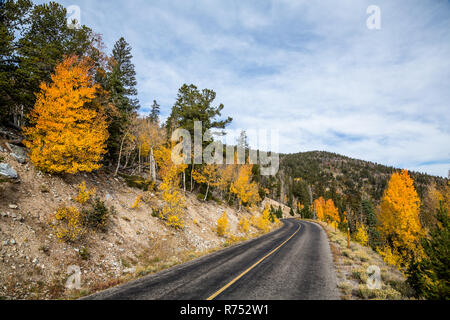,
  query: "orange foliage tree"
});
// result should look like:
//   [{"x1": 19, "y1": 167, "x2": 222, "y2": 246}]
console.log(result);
[
  {"x1": 24, "y1": 56, "x2": 108, "y2": 174},
  {"x1": 313, "y1": 197, "x2": 326, "y2": 221},
  {"x1": 378, "y1": 169, "x2": 425, "y2": 269}
]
